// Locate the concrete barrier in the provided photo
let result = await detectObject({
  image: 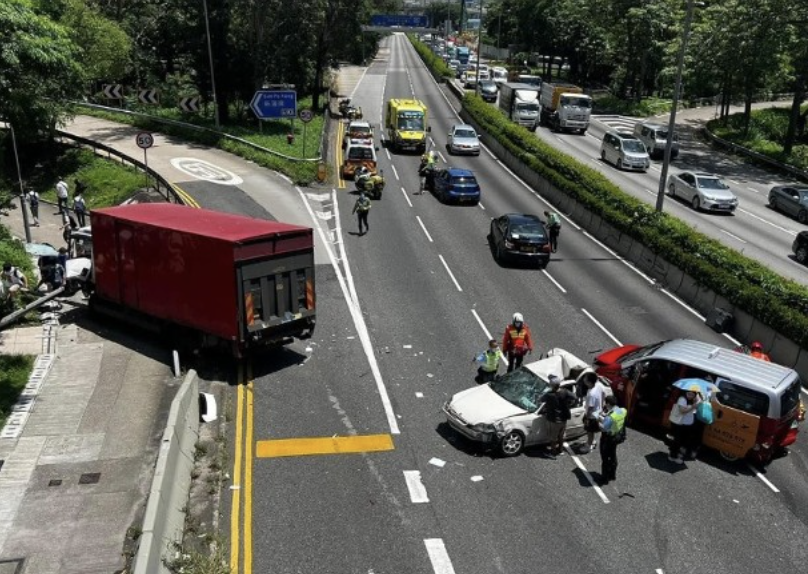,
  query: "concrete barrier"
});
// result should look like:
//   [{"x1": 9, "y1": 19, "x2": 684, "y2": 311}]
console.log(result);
[{"x1": 132, "y1": 370, "x2": 200, "y2": 574}]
